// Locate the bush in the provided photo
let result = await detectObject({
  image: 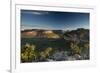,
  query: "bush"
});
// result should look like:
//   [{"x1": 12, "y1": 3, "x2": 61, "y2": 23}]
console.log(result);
[{"x1": 21, "y1": 43, "x2": 37, "y2": 62}]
